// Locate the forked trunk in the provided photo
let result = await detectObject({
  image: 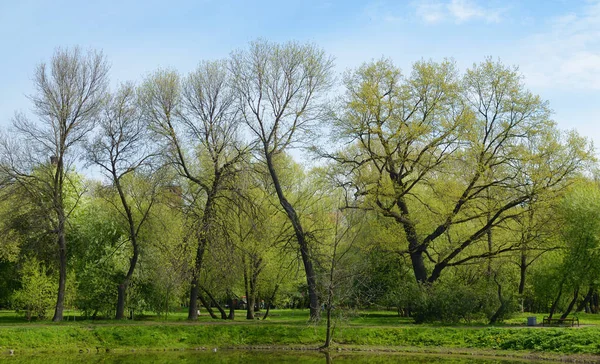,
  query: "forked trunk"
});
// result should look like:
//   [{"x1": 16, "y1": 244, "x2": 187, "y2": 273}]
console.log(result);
[
  {"x1": 576, "y1": 286, "x2": 594, "y2": 313},
  {"x1": 198, "y1": 294, "x2": 218, "y2": 319},
  {"x1": 560, "y1": 287, "x2": 580, "y2": 320}
]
